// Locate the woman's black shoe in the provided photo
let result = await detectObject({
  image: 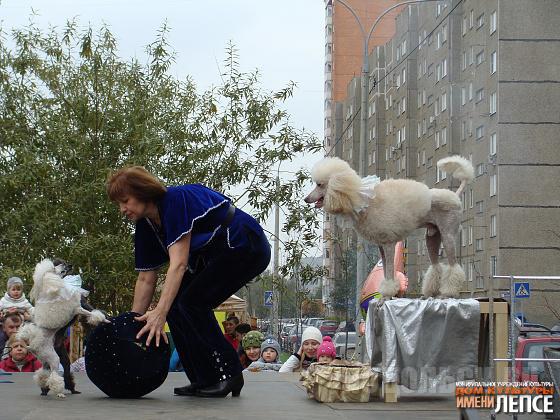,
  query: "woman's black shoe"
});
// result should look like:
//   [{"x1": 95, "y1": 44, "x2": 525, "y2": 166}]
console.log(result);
[
  {"x1": 196, "y1": 374, "x2": 244, "y2": 398},
  {"x1": 174, "y1": 383, "x2": 199, "y2": 396}
]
